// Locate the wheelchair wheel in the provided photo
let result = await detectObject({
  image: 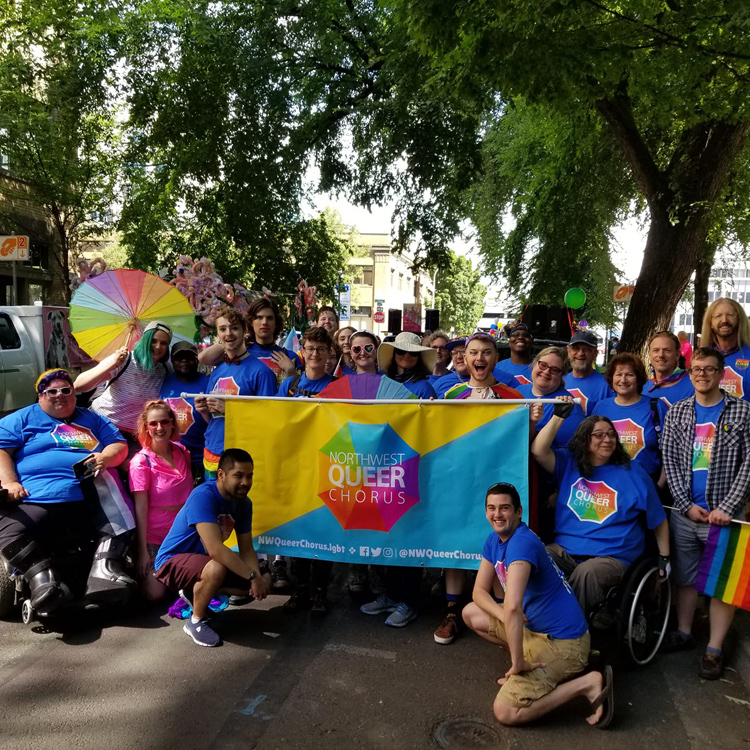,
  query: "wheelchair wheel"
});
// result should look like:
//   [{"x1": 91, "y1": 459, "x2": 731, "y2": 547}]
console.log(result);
[
  {"x1": 618, "y1": 559, "x2": 671, "y2": 666},
  {"x1": 21, "y1": 598, "x2": 35, "y2": 625},
  {"x1": 0, "y1": 560, "x2": 15, "y2": 618}
]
